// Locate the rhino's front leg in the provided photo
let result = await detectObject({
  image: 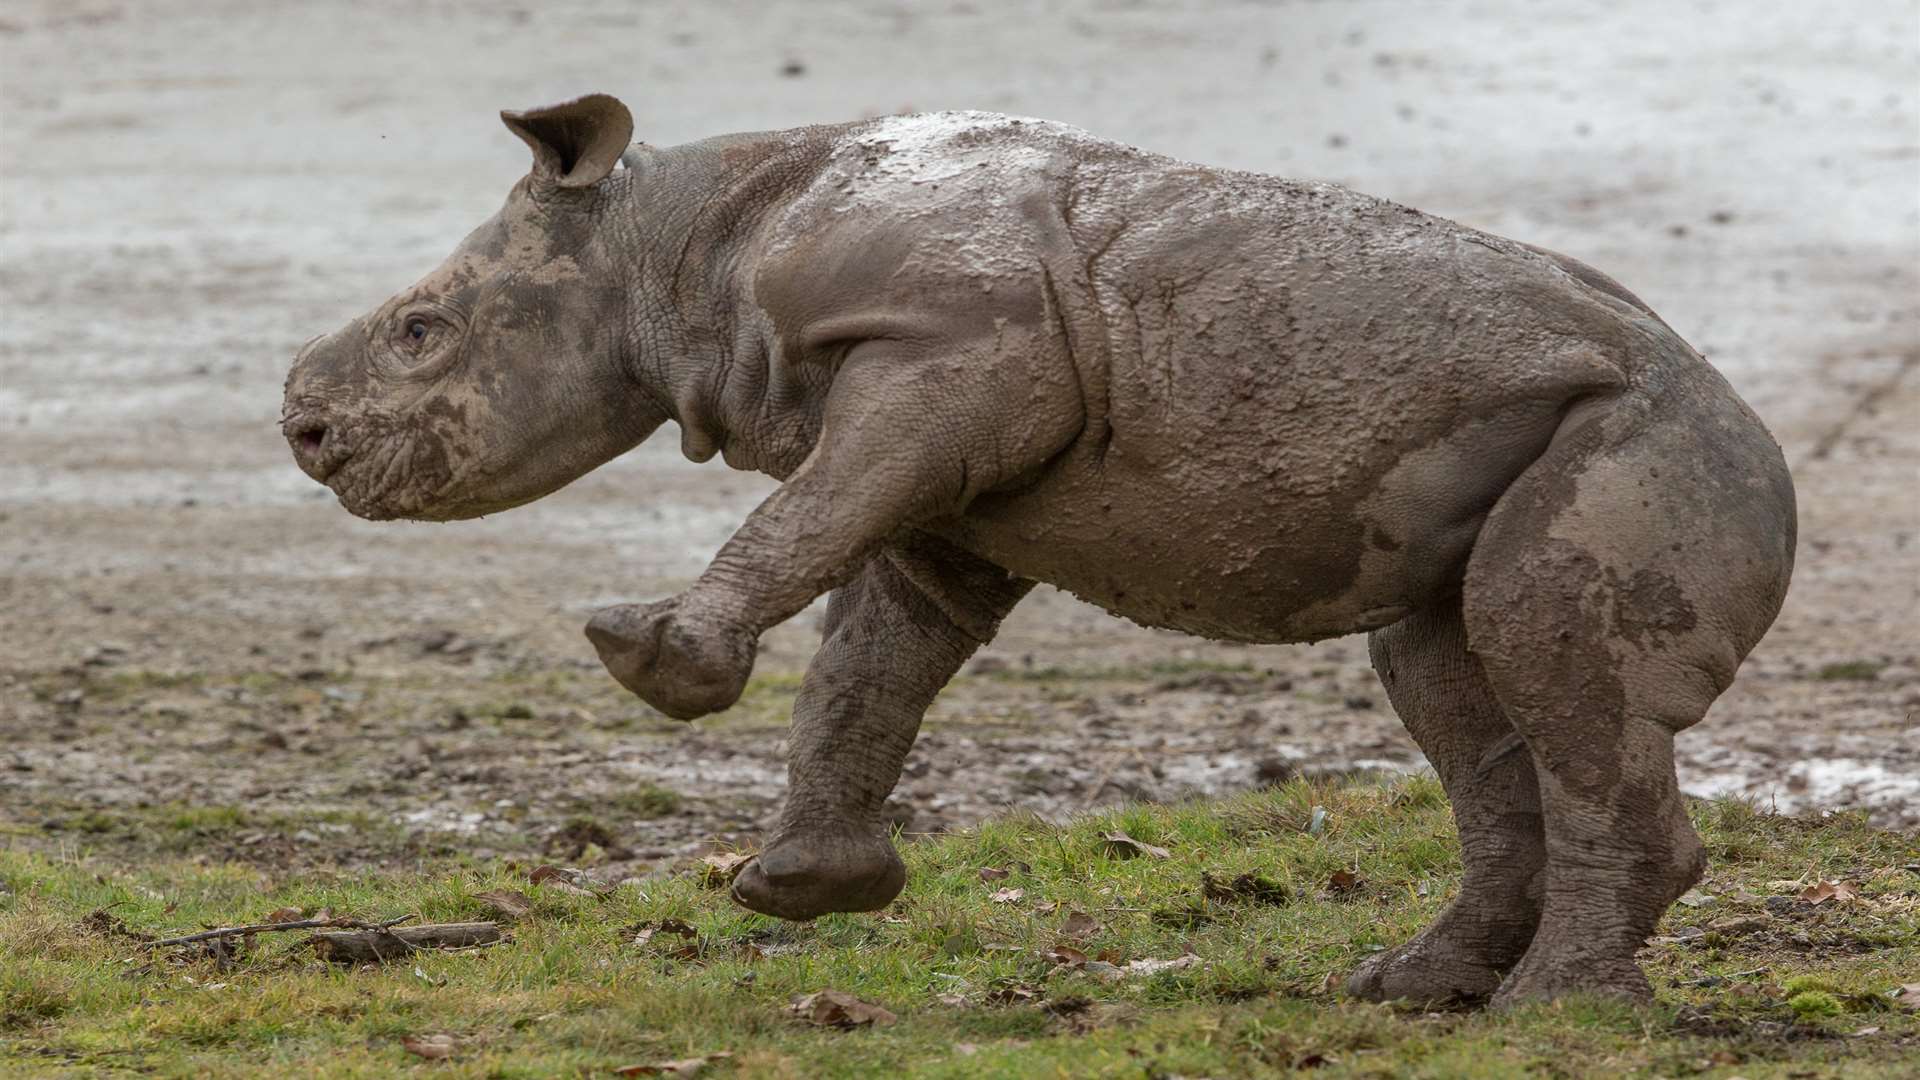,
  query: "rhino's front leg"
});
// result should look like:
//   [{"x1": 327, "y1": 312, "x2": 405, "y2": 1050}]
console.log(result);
[
  {"x1": 586, "y1": 334, "x2": 1076, "y2": 720},
  {"x1": 585, "y1": 595, "x2": 757, "y2": 721},
  {"x1": 730, "y1": 534, "x2": 1031, "y2": 919}
]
